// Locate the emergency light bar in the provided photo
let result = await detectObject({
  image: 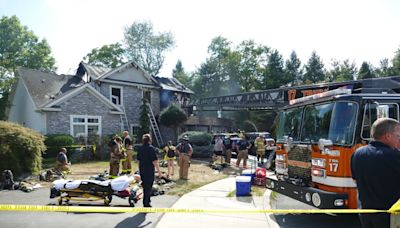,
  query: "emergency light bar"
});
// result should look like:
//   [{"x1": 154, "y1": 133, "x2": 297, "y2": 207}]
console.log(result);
[{"x1": 289, "y1": 88, "x2": 352, "y2": 105}]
